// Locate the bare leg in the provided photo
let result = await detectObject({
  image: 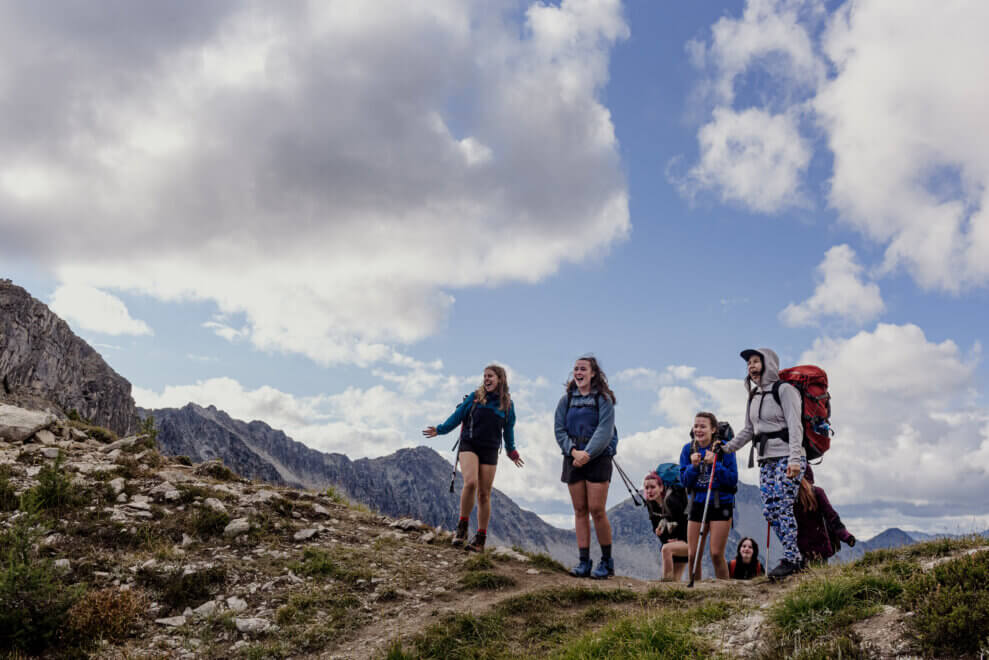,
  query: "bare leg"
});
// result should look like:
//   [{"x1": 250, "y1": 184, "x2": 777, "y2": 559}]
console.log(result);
[
  {"x1": 477, "y1": 463, "x2": 497, "y2": 530},
  {"x1": 662, "y1": 540, "x2": 689, "y2": 580},
  {"x1": 708, "y1": 519, "x2": 732, "y2": 579},
  {"x1": 586, "y1": 481, "x2": 612, "y2": 546},
  {"x1": 458, "y1": 452, "x2": 479, "y2": 520},
  {"x1": 568, "y1": 481, "x2": 590, "y2": 547}
]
